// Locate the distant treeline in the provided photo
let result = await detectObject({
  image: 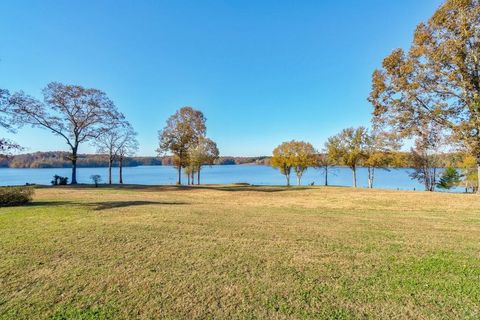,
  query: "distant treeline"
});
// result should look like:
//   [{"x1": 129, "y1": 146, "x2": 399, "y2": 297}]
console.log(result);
[
  {"x1": 0, "y1": 152, "x2": 162, "y2": 168},
  {"x1": 160, "y1": 156, "x2": 270, "y2": 166},
  {"x1": 0, "y1": 151, "x2": 461, "y2": 169},
  {"x1": 0, "y1": 152, "x2": 271, "y2": 168}
]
